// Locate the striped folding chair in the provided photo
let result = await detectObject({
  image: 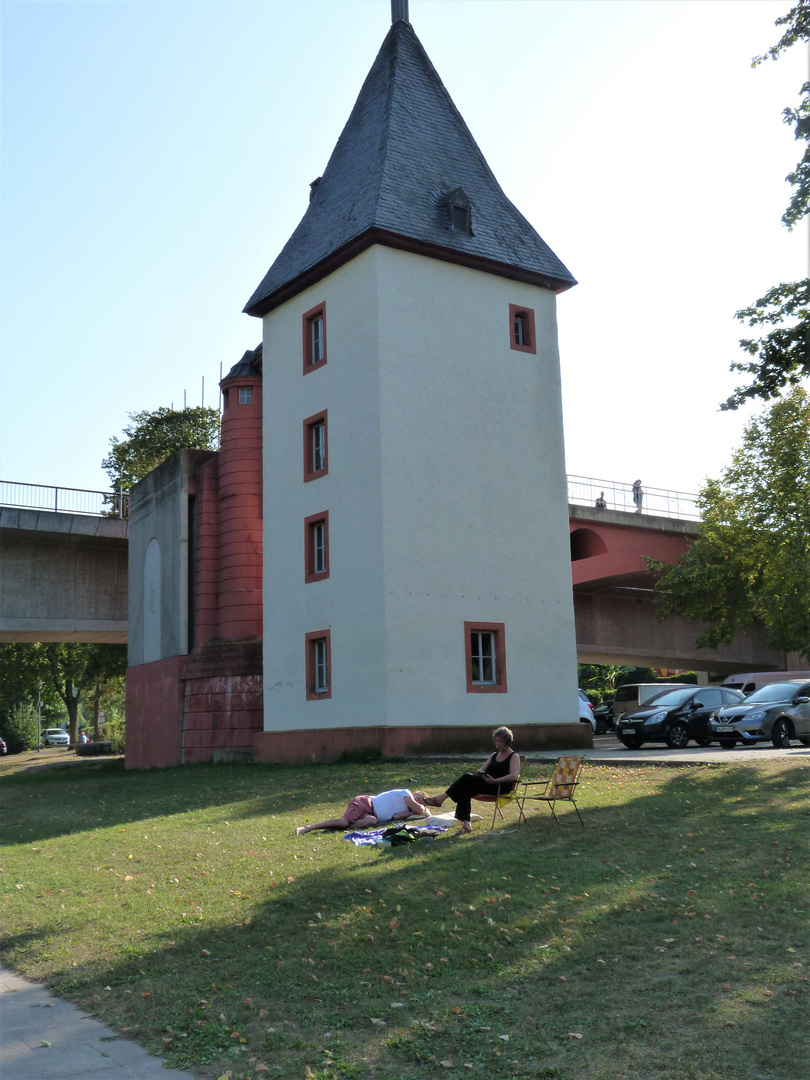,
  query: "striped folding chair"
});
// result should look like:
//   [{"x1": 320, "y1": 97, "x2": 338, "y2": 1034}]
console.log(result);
[{"x1": 517, "y1": 755, "x2": 584, "y2": 826}]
